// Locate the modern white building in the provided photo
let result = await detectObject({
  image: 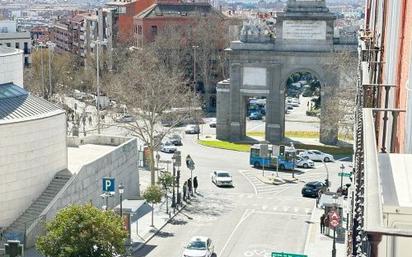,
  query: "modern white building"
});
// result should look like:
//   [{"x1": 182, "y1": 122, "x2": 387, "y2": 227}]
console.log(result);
[
  {"x1": 0, "y1": 46, "x2": 23, "y2": 86},
  {"x1": 0, "y1": 83, "x2": 67, "y2": 228},
  {"x1": 0, "y1": 20, "x2": 32, "y2": 67}
]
